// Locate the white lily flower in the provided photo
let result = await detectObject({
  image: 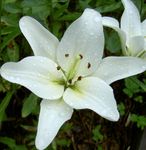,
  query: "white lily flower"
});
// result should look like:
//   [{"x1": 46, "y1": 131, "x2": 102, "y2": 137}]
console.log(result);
[
  {"x1": 102, "y1": 0, "x2": 146, "y2": 58},
  {"x1": 1, "y1": 8, "x2": 146, "y2": 150}
]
